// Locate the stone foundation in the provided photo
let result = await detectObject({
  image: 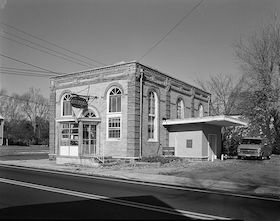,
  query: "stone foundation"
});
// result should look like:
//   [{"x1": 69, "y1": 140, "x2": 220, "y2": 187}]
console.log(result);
[{"x1": 56, "y1": 156, "x2": 100, "y2": 167}]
